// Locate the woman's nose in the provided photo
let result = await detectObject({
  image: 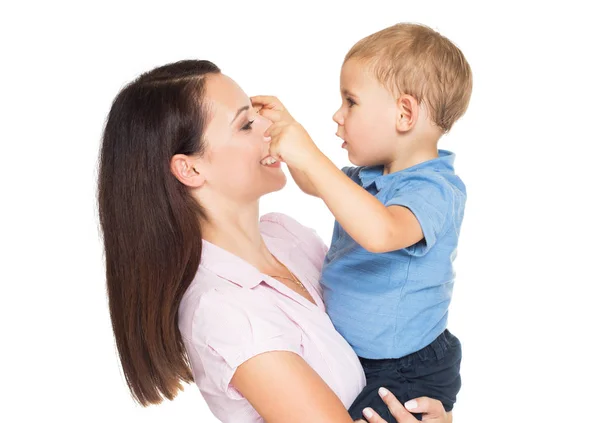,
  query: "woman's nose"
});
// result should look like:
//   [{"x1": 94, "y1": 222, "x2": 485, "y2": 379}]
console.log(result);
[{"x1": 257, "y1": 114, "x2": 272, "y2": 142}]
